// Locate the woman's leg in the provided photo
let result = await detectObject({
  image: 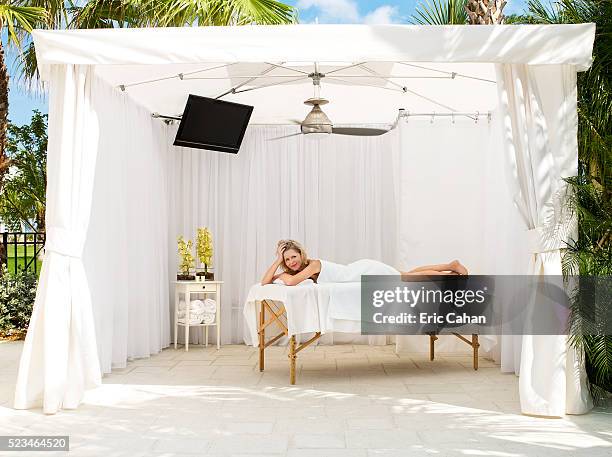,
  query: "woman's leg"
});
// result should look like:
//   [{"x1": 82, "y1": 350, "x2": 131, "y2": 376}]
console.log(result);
[
  {"x1": 404, "y1": 260, "x2": 467, "y2": 275},
  {"x1": 401, "y1": 269, "x2": 457, "y2": 276}
]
